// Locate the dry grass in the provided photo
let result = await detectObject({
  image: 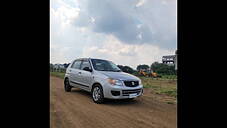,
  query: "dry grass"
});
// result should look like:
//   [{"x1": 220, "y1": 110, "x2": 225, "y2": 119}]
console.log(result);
[{"x1": 140, "y1": 77, "x2": 177, "y2": 98}]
